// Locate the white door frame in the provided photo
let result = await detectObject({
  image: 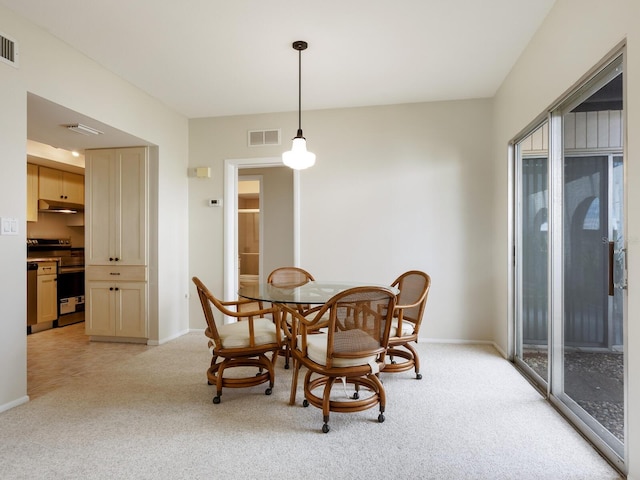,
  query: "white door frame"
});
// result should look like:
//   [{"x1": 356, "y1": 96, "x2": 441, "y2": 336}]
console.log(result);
[{"x1": 223, "y1": 157, "x2": 300, "y2": 301}]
